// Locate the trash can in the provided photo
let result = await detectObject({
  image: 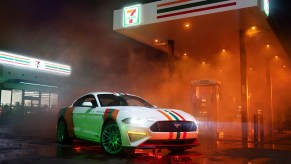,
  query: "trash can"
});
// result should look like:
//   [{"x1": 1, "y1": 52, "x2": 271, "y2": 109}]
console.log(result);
[{"x1": 254, "y1": 113, "x2": 264, "y2": 142}]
